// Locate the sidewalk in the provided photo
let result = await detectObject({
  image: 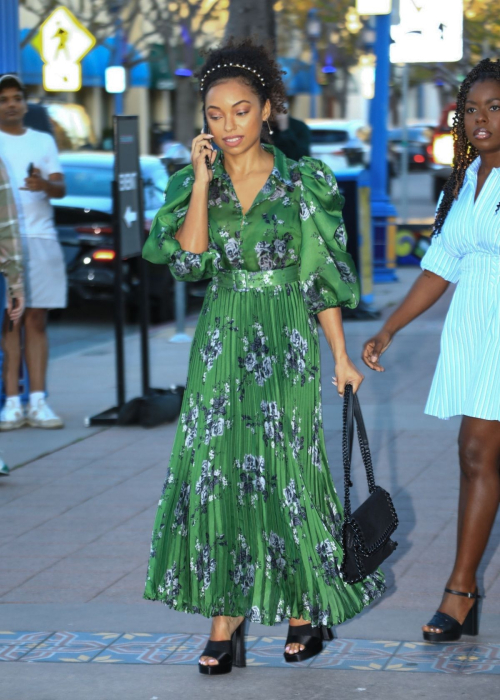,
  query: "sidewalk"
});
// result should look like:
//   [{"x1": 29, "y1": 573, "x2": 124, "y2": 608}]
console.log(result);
[{"x1": 1, "y1": 267, "x2": 499, "y2": 700}]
